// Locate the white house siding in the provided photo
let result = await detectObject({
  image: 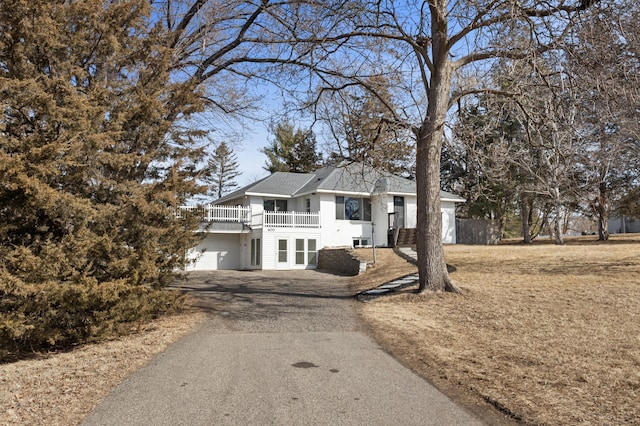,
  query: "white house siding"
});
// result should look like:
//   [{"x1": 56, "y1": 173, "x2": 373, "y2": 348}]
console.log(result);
[
  {"x1": 441, "y1": 202, "x2": 457, "y2": 244},
  {"x1": 261, "y1": 227, "x2": 322, "y2": 270},
  {"x1": 248, "y1": 195, "x2": 264, "y2": 227},
  {"x1": 405, "y1": 197, "x2": 418, "y2": 228},
  {"x1": 317, "y1": 192, "x2": 458, "y2": 248},
  {"x1": 186, "y1": 233, "x2": 241, "y2": 270},
  {"x1": 372, "y1": 194, "x2": 456, "y2": 246},
  {"x1": 319, "y1": 192, "x2": 374, "y2": 247},
  {"x1": 371, "y1": 194, "x2": 389, "y2": 247}
]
